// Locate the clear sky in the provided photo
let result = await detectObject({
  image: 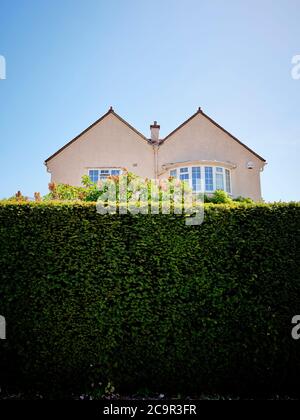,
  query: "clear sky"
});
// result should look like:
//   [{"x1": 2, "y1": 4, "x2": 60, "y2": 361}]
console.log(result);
[{"x1": 0, "y1": 0, "x2": 299, "y2": 201}]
